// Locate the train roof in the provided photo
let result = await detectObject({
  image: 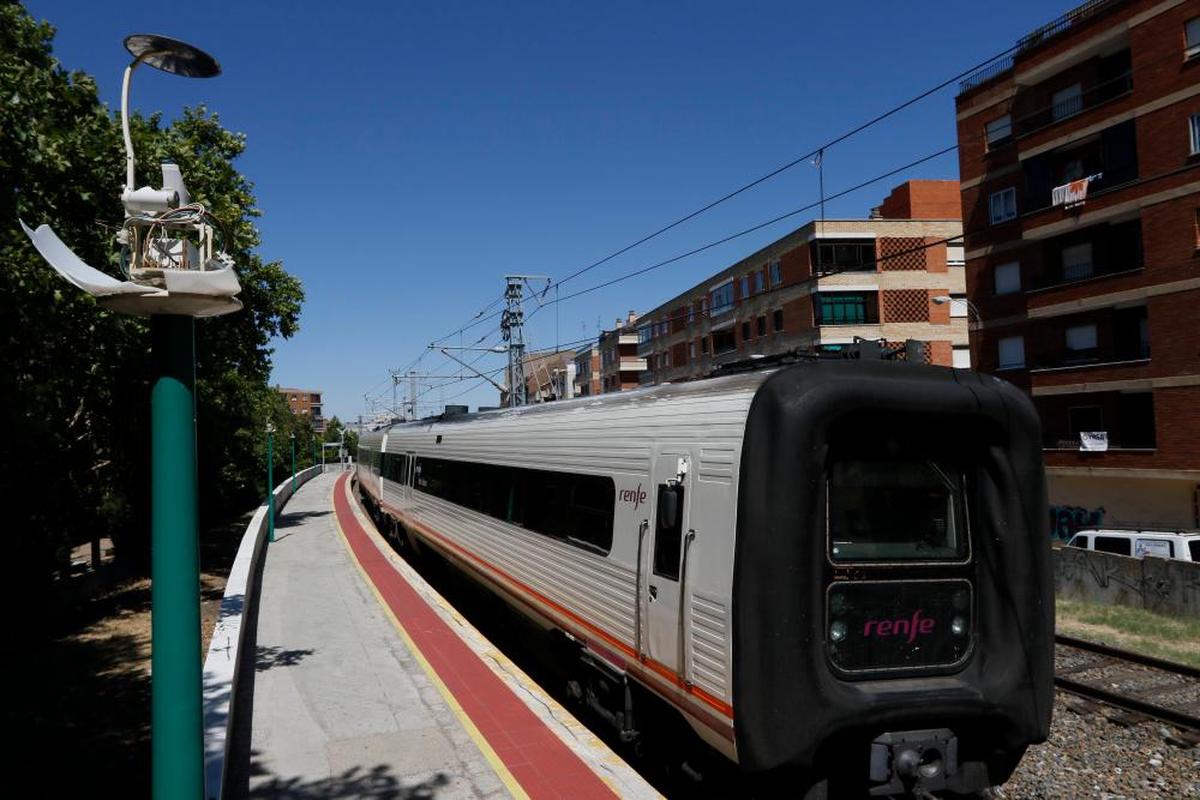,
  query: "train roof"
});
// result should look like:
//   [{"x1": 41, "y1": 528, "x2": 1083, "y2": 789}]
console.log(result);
[{"x1": 362, "y1": 368, "x2": 776, "y2": 441}]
